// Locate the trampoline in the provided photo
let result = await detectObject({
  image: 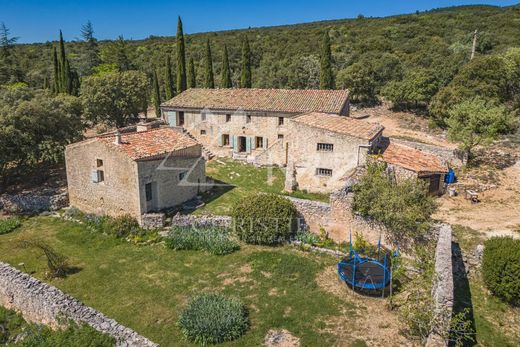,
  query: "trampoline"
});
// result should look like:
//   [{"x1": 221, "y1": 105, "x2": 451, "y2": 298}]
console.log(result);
[{"x1": 337, "y1": 234, "x2": 398, "y2": 293}]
